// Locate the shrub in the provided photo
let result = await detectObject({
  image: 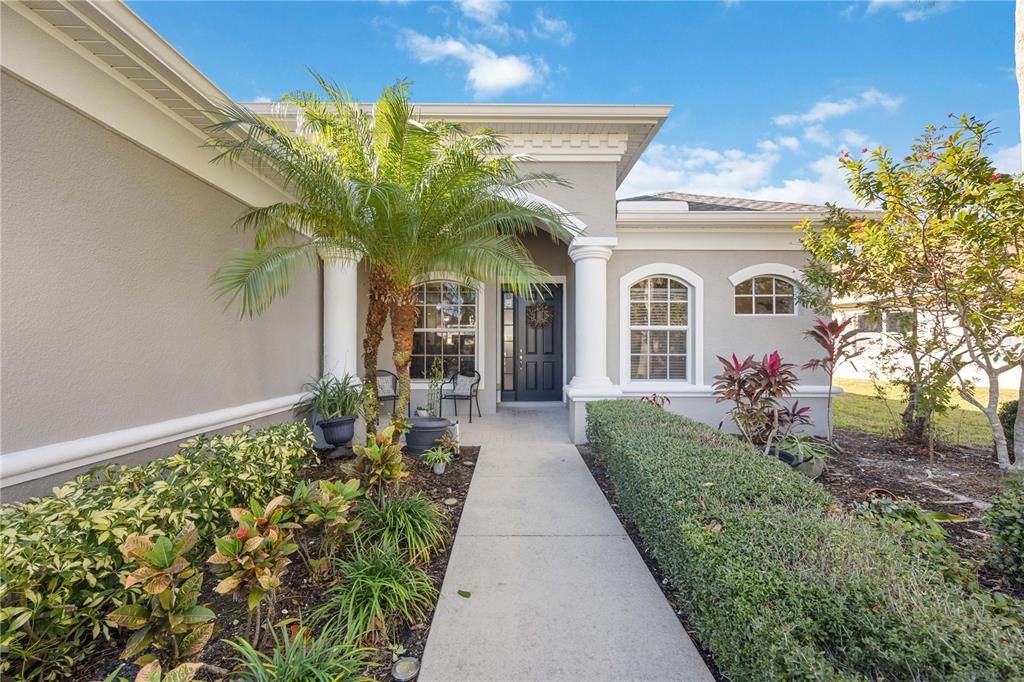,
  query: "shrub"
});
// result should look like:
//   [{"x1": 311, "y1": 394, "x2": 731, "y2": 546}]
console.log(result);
[
  {"x1": 358, "y1": 493, "x2": 449, "y2": 564},
  {"x1": 313, "y1": 541, "x2": 436, "y2": 644},
  {"x1": 586, "y1": 400, "x2": 1024, "y2": 680},
  {"x1": 999, "y1": 399, "x2": 1017, "y2": 450},
  {"x1": 105, "y1": 527, "x2": 215, "y2": 666},
  {"x1": 0, "y1": 423, "x2": 314, "y2": 681},
  {"x1": 985, "y1": 477, "x2": 1024, "y2": 584},
  {"x1": 224, "y1": 621, "x2": 372, "y2": 682}
]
